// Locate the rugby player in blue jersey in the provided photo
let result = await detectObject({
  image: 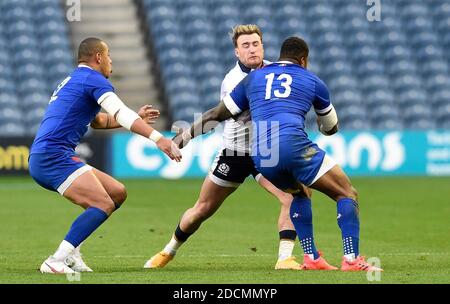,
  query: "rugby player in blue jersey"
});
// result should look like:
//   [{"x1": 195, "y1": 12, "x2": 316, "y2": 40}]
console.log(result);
[
  {"x1": 29, "y1": 37, "x2": 181, "y2": 274},
  {"x1": 174, "y1": 37, "x2": 382, "y2": 272}
]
